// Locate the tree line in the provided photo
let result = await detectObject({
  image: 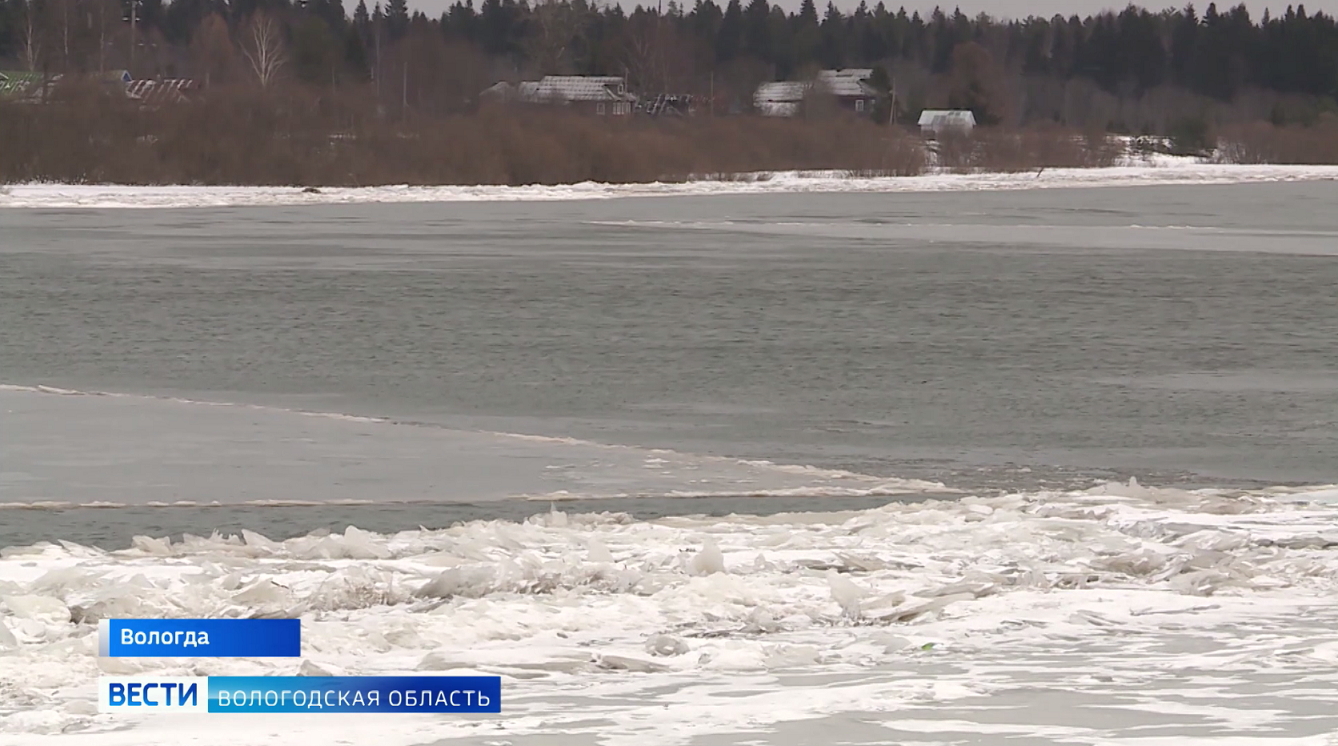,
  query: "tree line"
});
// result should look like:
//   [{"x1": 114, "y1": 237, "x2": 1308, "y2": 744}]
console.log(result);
[{"x1": 1, "y1": 0, "x2": 1337, "y2": 132}]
